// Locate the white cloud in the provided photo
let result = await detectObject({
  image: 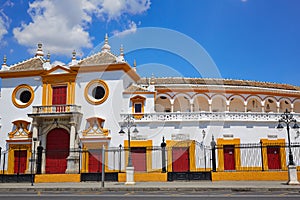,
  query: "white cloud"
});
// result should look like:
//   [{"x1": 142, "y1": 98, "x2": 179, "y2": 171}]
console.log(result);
[
  {"x1": 13, "y1": 0, "x2": 93, "y2": 56},
  {"x1": 113, "y1": 21, "x2": 137, "y2": 37},
  {"x1": 13, "y1": 0, "x2": 151, "y2": 56},
  {"x1": 0, "y1": 16, "x2": 8, "y2": 41}
]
